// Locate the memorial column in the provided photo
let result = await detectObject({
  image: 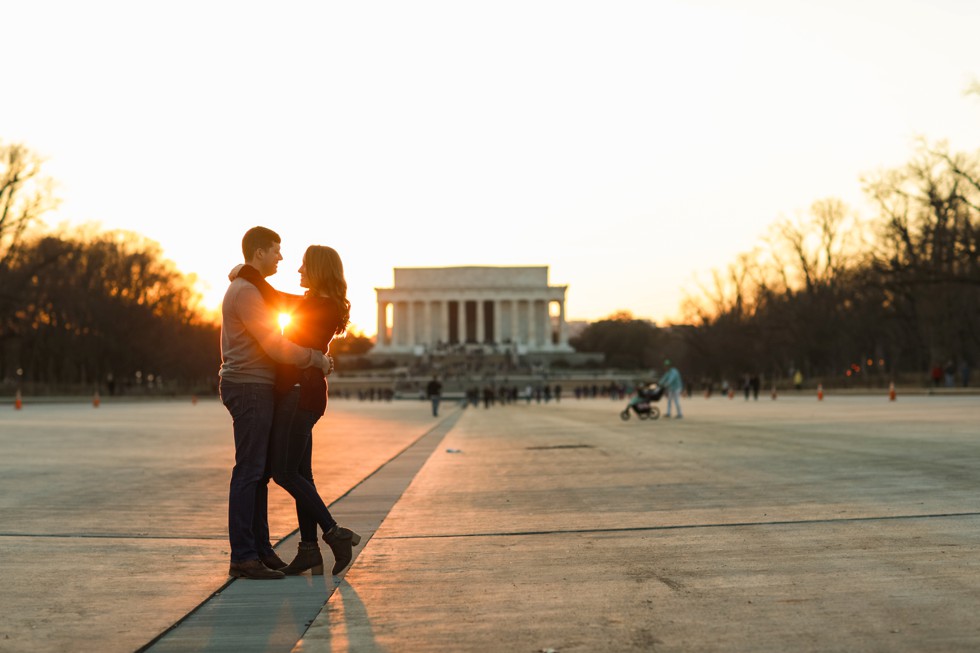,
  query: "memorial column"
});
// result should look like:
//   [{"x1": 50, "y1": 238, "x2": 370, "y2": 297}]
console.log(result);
[
  {"x1": 457, "y1": 298, "x2": 466, "y2": 344},
  {"x1": 538, "y1": 297, "x2": 548, "y2": 347},
  {"x1": 444, "y1": 299, "x2": 453, "y2": 344},
  {"x1": 390, "y1": 302, "x2": 400, "y2": 346},
  {"x1": 511, "y1": 299, "x2": 520, "y2": 345},
  {"x1": 493, "y1": 298, "x2": 502, "y2": 345},
  {"x1": 476, "y1": 299, "x2": 485, "y2": 343},
  {"x1": 376, "y1": 301, "x2": 387, "y2": 347},
  {"x1": 557, "y1": 298, "x2": 567, "y2": 347},
  {"x1": 405, "y1": 301, "x2": 415, "y2": 347},
  {"x1": 543, "y1": 298, "x2": 553, "y2": 348},
  {"x1": 527, "y1": 299, "x2": 536, "y2": 347},
  {"x1": 437, "y1": 299, "x2": 445, "y2": 344},
  {"x1": 540, "y1": 299, "x2": 548, "y2": 346}
]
